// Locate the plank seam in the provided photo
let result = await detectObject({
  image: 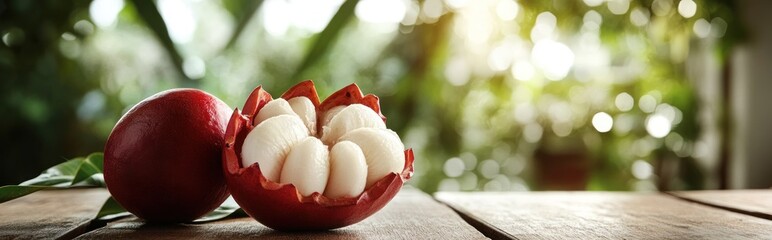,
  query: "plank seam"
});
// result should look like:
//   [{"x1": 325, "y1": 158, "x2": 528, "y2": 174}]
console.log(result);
[
  {"x1": 55, "y1": 219, "x2": 91, "y2": 240},
  {"x1": 433, "y1": 199, "x2": 516, "y2": 240},
  {"x1": 665, "y1": 192, "x2": 772, "y2": 221}
]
